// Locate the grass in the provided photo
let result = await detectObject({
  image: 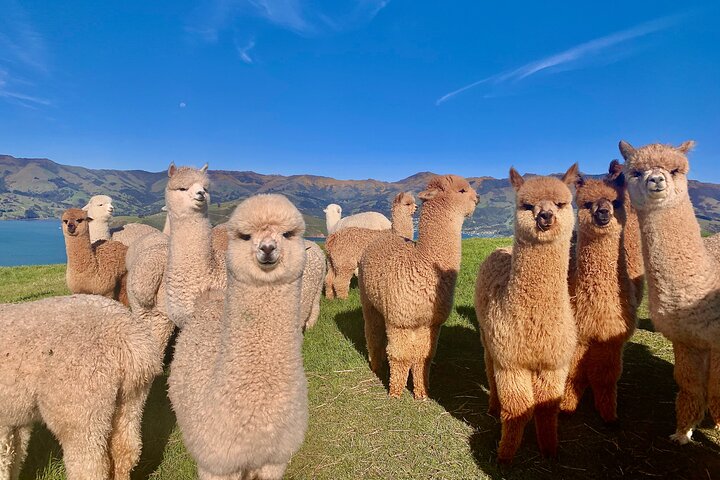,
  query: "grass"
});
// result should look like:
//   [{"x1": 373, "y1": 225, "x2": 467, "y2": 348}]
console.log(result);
[{"x1": 4, "y1": 238, "x2": 720, "y2": 479}]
